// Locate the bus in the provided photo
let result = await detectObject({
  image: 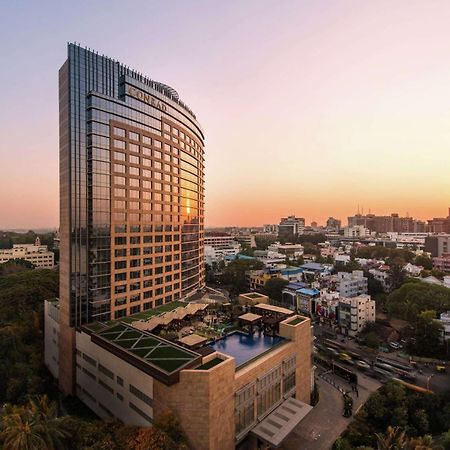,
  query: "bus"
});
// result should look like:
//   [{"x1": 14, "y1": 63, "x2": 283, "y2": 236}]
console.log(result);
[
  {"x1": 376, "y1": 356, "x2": 412, "y2": 372},
  {"x1": 324, "y1": 338, "x2": 346, "y2": 351}
]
